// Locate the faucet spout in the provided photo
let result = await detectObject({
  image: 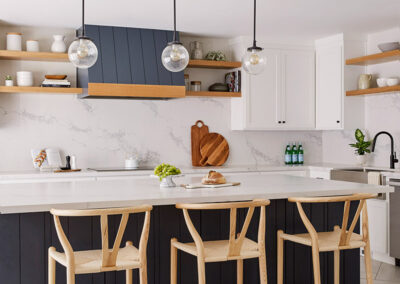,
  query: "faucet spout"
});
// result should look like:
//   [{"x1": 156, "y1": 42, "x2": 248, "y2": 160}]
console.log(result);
[{"x1": 372, "y1": 131, "x2": 398, "y2": 169}]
